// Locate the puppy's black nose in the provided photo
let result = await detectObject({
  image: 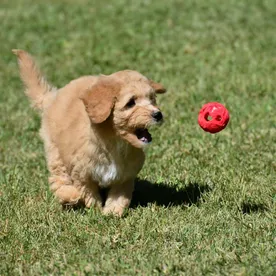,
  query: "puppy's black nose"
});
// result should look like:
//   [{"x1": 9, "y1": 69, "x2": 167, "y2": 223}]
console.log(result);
[{"x1": 152, "y1": 111, "x2": 163, "y2": 122}]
